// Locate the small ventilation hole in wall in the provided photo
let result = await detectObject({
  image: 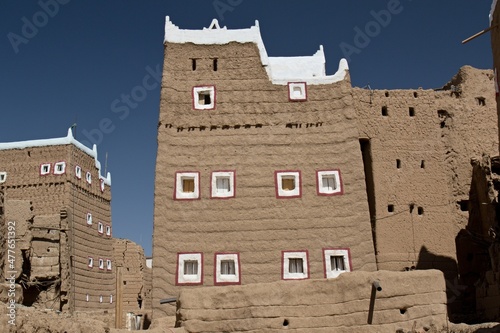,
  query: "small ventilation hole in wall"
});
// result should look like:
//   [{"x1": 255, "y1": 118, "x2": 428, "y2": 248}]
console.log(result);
[
  {"x1": 418, "y1": 207, "x2": 424, "y2": 215},
  {"x1": 385, "y1": 91, "x2": 389, "y2": 97},
  {"x1": 283, "y1": 319, "x2": 289, "y2": 327},
  {"x1": 413, "y1": 92, "x2": 418, "y2": 98},
  {"x1": 421, "y1": 160, "x2": 425, "y2": 169},
  {"x1": 396, "y1": 159, "x2": 401, "y2": 169},
  {"x1": 409, "y1": 204, "x2": 415, "y2": 213},
  {"x1": 400, "y1": 308, "x2": 407, "y2": 315},
  {"x1": 382, "y1": 106, "x2": 388, "y2": 116},
  {"x1": 459, "y1": 200, "x2": 469, "y2": 212},
  {"x1": 388, "y1": 204, "x2": 394, "y2": 213},
  {"x1": 213, "y1": 58, "x2": 218, "y2": 71},
  {"x1": 191, "y1": 59, "x2": 196, "y2": 71},
  {"x1": 409, "y1": 107, "x2": 415, "y2": 117}
]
